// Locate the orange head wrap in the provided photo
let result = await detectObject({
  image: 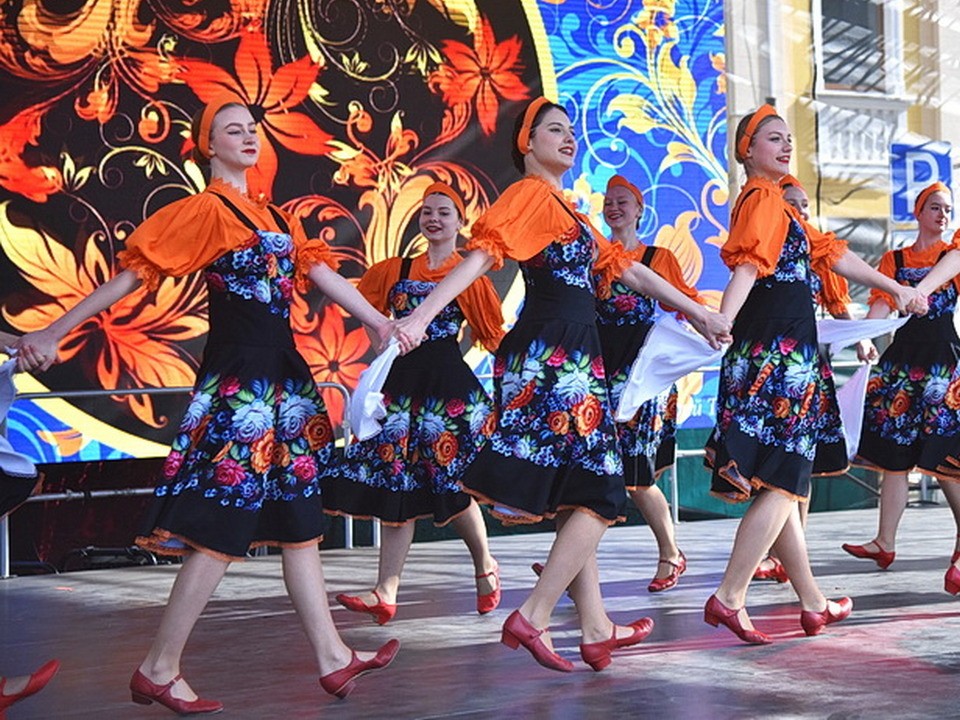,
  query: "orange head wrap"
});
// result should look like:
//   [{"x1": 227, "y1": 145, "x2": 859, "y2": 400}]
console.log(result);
[
  {"x1": 422, "y1": 181, "x2": 466, "y2": 220},
  {"x1": 517, "y1": 97, "x2": 552, "y2": 154},
  {"x1": 196, "y1": 93, "x2": 246, "y2": 159},
  {"x1": 736, "y1": 104, "x2": 780, "y2": 162},
  {"x1": 914, "y1": 181, "x2": 951, "y2": 219},
  {"x1": 779, "y1": 174, "x2": 803, "y2": 191},
  {"x1": 606, "y1": 175, "x2": 645, "y2": 213}
]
